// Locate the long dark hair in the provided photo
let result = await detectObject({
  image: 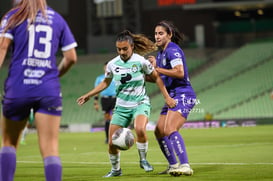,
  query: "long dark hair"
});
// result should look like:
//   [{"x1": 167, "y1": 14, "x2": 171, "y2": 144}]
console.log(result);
[{"x1": 156, "y1": 20, "x2": 184, "y2": 46}]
